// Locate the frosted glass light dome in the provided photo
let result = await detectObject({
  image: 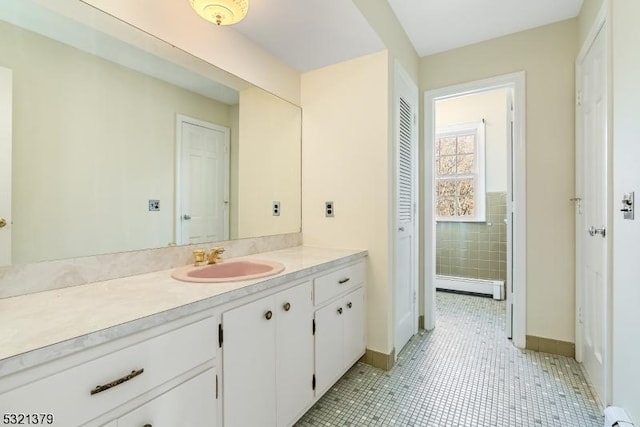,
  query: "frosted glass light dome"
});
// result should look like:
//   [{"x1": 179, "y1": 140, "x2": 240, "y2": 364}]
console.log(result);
[{"x1": 190, "y1": 0, "x2": 249, "y2": 26}]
